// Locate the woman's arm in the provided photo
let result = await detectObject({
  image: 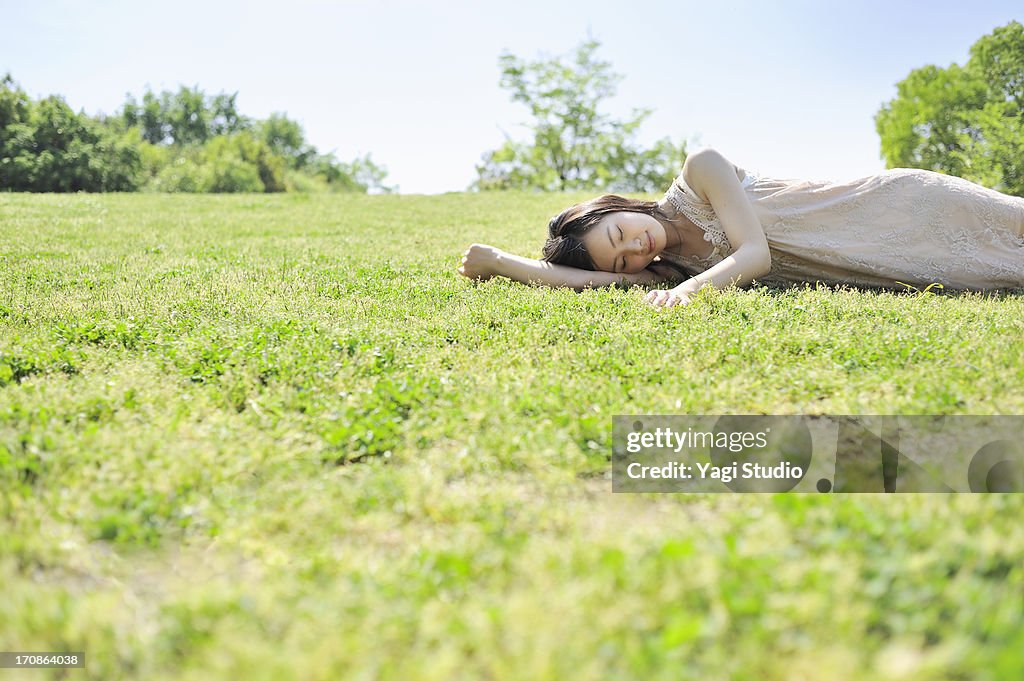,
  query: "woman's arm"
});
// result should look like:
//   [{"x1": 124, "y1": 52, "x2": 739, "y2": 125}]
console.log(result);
[
  {"x1": 647, "y1": 149, "x2": 771, "y2": 307},
  {"x1": 459, "y1": 243, "x2": 671, "y2": 291}
]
